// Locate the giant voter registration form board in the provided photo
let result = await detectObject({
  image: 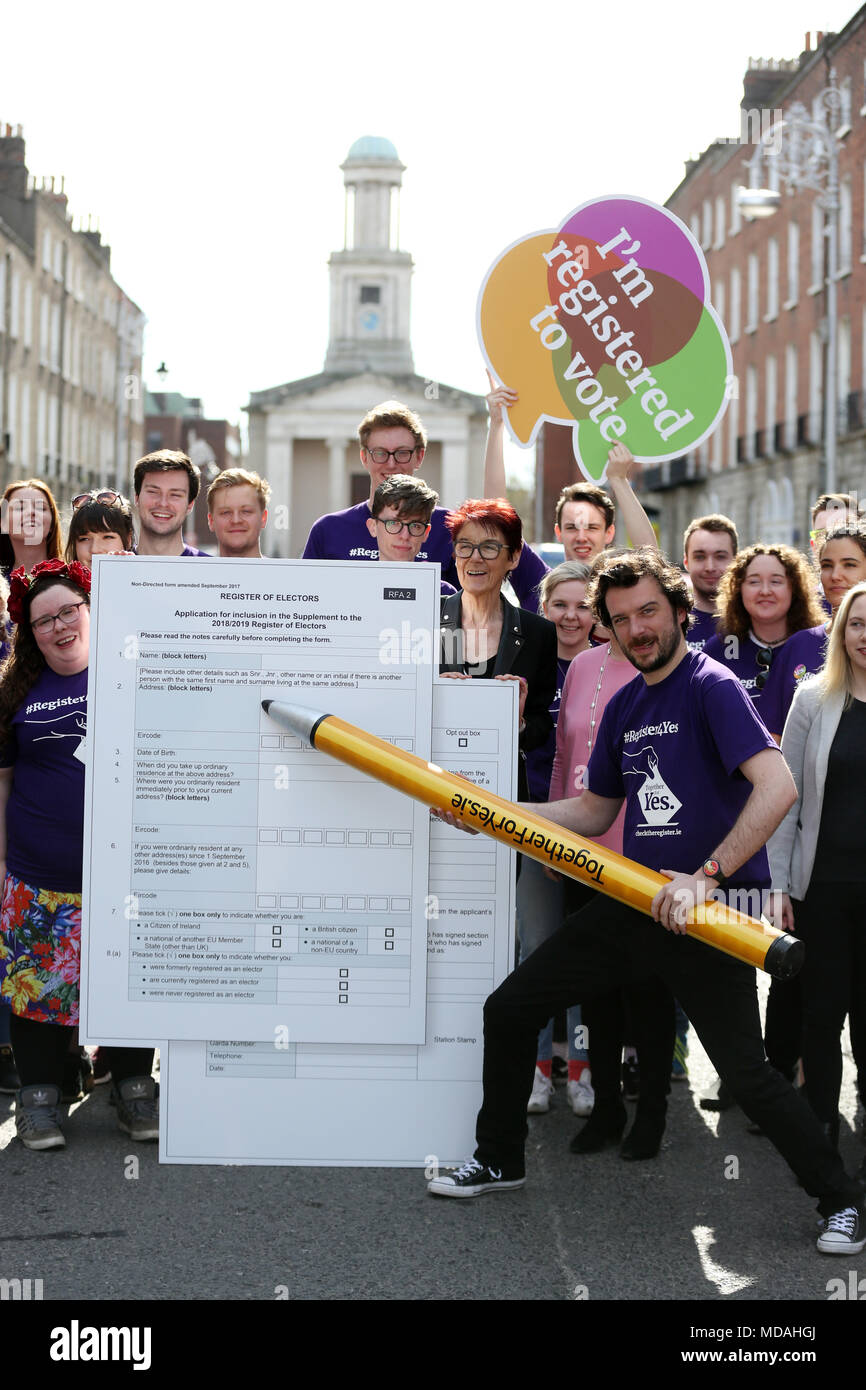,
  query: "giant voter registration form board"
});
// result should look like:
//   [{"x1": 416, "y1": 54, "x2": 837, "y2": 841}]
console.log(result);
[
  {"x1": 80, "y1": 557, "x2": 437, "y2": 1045},
  {"x1": 161, "y1": 678, "x2": 518, "y2": 1166}
]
